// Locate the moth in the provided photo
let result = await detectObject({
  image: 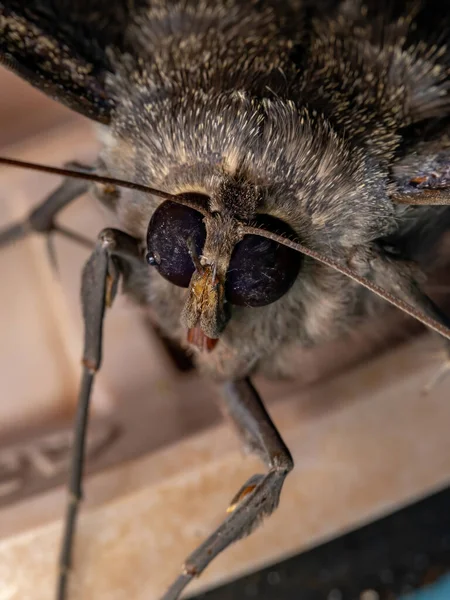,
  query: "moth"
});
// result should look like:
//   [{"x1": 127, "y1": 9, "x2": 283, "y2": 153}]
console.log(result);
[{"x1": 1, "y1": 0, "x2": 450, "y2": 599}]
